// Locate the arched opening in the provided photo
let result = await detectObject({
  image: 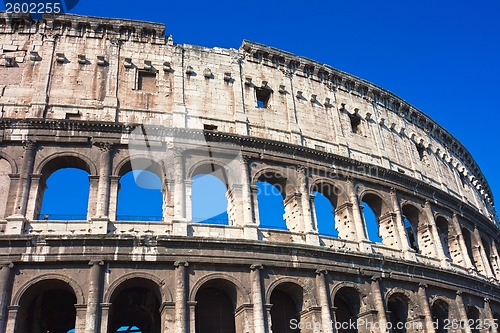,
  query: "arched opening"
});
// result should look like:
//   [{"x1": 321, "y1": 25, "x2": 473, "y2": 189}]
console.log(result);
[
  {"x1": 270, "y1": 283, "x2": 303, "y2": 333},
  {"x1": 431, "y1": 299, "x2": 449, "y2": 333},
  {"x1": 313, "y1": 191, "x2": 338, "y2": 237},
  {"x1": 191, "y1": 164, "x2": 229, "y2": 225},
  {"x1": 466, "y1": 306, "x2": 481, "y2": 333},
  {"x1": 334, "y1": 287, "x2": 360, "y2": 333},
  {"x1": 257, "y1": 181, "x2": 287, "y2": 230},
  {"x1": 117, "y1": 170, "x2": 163, "y2": 221},
  {"x1": 462, "y1": 227, "x2": 476, "y2": 269},
  {"x1": 195, "y1": 280, "x2": 237, "y2": 333},
  {"x1": 387, "y1": 293, "x2": 410, "y2": 333},
  {"x1": 360, "y1": 192, "x2": 390, "y2": 243},
  {"x1": 481, "y1": 236, "x2": 495, "y2": 275},
  {"x1": 108, "y1": 278, "x2": 161, "y2": 333},
  {"x1": 0, "y1": 158, "x2": 12, "y2": 219},
  {"x1": 401, "y1": 205, "x2": 421, "y2": 253},
  {"x1": 435, "y1": 217, "x2": 452, "y2": 260},
  {"x1": 16, "y1": 279, "x2": 77, "y2": 333},
  {"x1": 36, "y1": 156, "x2": 93, "y2": 221}
]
